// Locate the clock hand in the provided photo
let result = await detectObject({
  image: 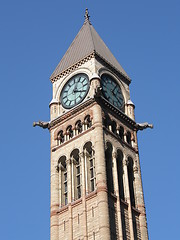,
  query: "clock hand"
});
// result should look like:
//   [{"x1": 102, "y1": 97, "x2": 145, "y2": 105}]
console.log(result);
[{"x1": 74, "y1": 89, "x2": 86, "y2": 93}]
